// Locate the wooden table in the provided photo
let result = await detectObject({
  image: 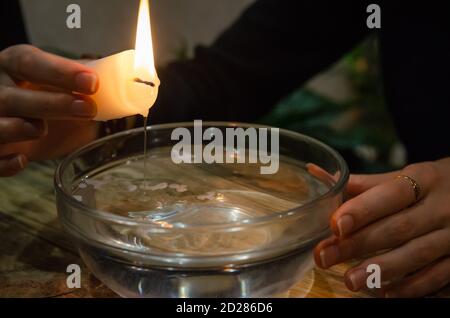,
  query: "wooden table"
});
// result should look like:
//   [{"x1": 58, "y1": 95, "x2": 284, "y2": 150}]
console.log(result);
[{"x1": 0, "y1": 162, "x2": 448, "y2": 298}]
